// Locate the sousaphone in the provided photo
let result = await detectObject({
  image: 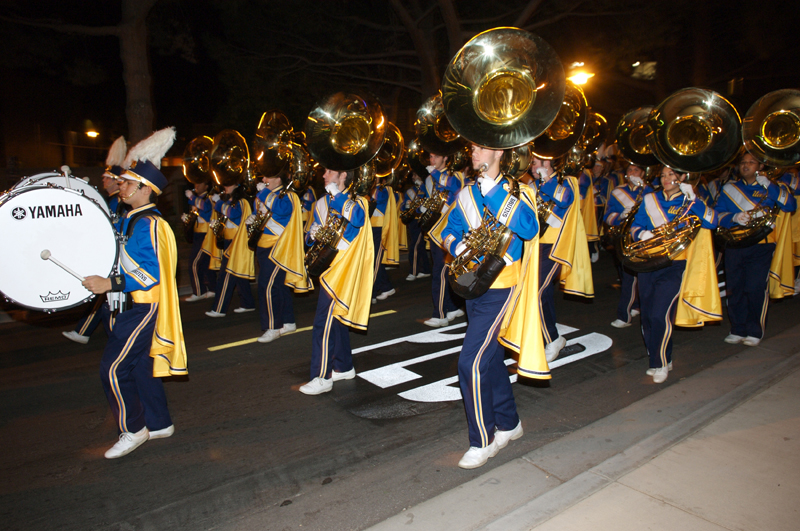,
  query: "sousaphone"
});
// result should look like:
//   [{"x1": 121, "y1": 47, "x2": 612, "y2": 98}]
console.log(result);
[
  {"x1": 415, "y1": 94, "x2": 466, "y2": 155},
  {"x1": 181, "y1": 135, "x2": 214, "y2": 243}
]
